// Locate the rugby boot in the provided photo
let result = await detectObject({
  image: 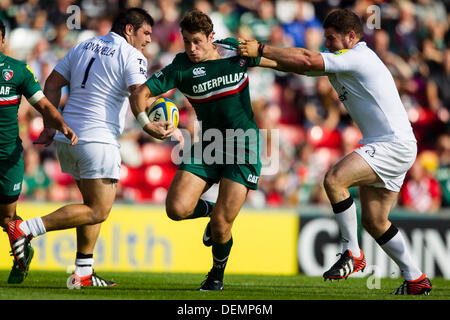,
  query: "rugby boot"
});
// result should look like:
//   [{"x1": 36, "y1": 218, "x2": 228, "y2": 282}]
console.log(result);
[
  {"x1": 198, "y1": 273, "x2": 223, "y2": 291},
  {"x1": 6, "y1": 220, "x2": 32, "y2": 272},
  {"x1": 391, "y1": 273, "x2": 432, "y2": 295},
  {"x1": 67, "y1": 271, "x2": 117, "y2": 289},
  {"x1": 8, "y1": 243, "x2": 34, "y2": 284},
  {"x1": 323, "y1": 249, "x2": 366, "y2": 281}
]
